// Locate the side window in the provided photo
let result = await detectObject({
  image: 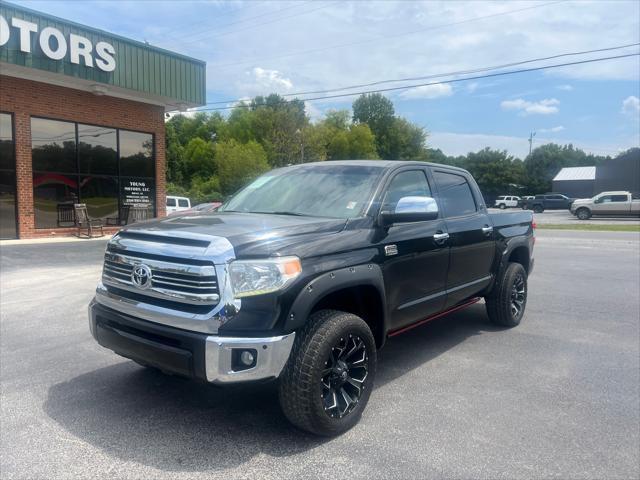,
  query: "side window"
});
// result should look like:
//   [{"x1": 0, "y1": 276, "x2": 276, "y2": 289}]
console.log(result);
[
  {"x1": 178, "y1": 199, "x2": 189, "y2": 207},
  {"x1": 611, "y1": 195, "x2": 627, "y2": 202},
  {"x1": 166, "y1": 198, "x2": 176, "y2": 207},
  {"x1": 600, "y1": 196, "x2": 612, "y2": 203},
  {"x1": 382, "y1": 170, "x2": 431, "y2": 212},
  {"x1": 433, "y1": 171, "x2": 477, "y2": 217}
]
